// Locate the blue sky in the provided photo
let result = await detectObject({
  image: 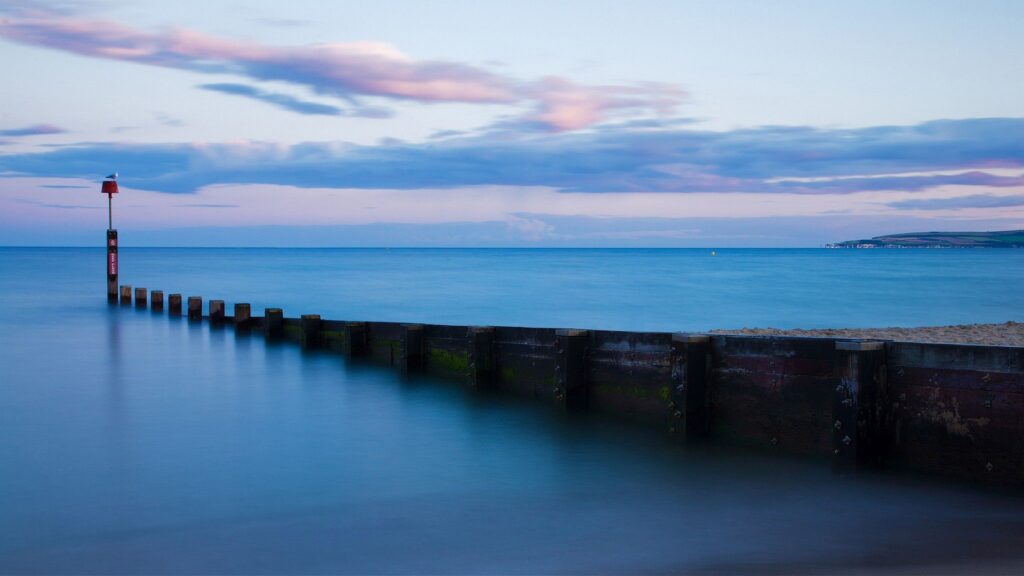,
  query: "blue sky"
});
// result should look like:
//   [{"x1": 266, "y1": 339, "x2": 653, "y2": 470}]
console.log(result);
[{"x1": 1, "y1": 0, "x2": 1023, "y2": 246}]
